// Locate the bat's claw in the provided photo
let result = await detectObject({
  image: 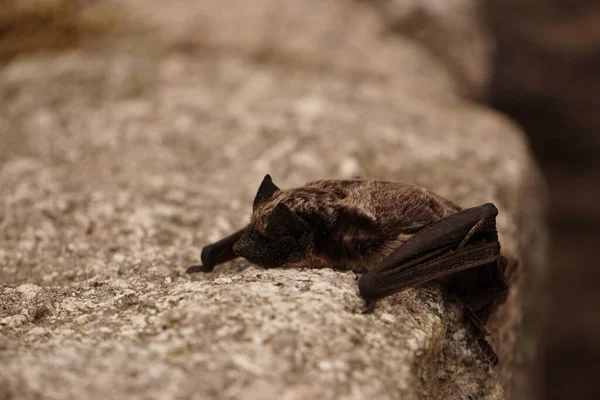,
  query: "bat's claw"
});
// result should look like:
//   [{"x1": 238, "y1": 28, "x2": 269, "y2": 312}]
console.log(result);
[
  {"x1": 185, "y1": 264, "x2": 213, "y2": 274},
  {"x1": 464, "y1": 307, "x2": 493, "y2": 336},
  {"x1": 362, "y1": 299, "x2": 377, "y2": 314},
  {"x1": 478, "y1": 338, "x2": 499, "y2": 366}
]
